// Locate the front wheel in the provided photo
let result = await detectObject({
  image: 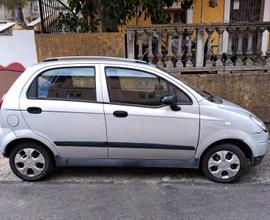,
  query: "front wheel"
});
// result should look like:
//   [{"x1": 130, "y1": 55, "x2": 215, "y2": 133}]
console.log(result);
[
  {"x1": 9, "y1": 142, "x2": 54, "y2": 181},
  {"x1": 201, "y1": 144, "x2": 247, "y2": 183}
]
